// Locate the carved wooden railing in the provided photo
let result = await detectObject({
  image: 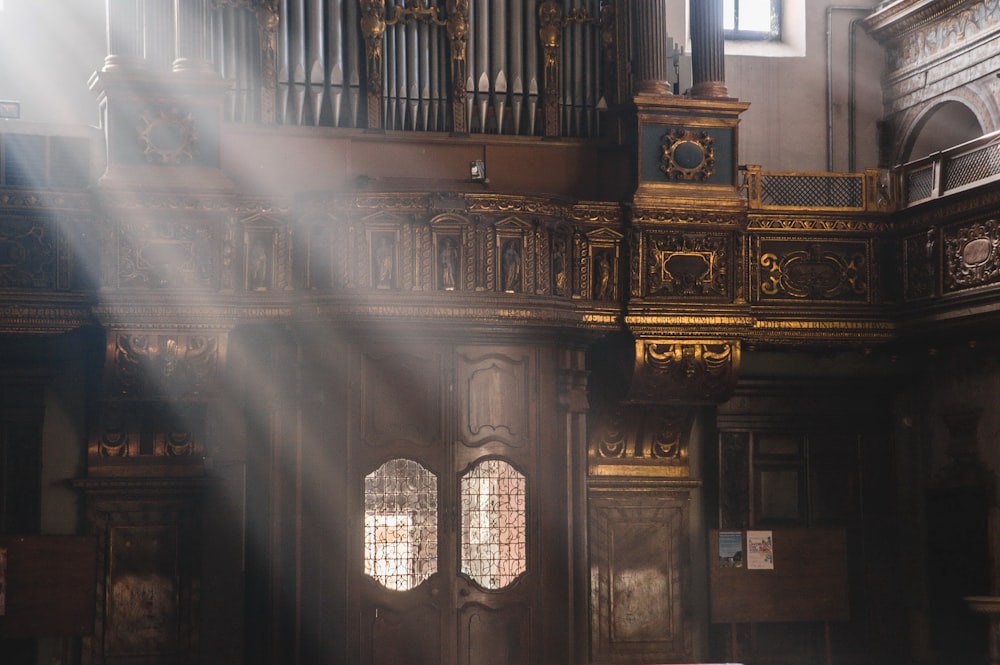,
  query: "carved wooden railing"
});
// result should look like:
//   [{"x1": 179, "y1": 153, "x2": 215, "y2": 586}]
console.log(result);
[
  {"x1": 741, "y1": 165, "x2": 893, "y2": 212},
  {"x1": 896, "y1": 130, "x2": 1000, "y2": 208}
]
